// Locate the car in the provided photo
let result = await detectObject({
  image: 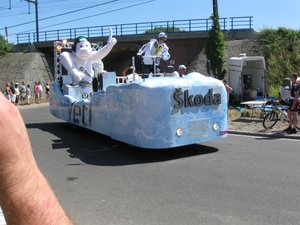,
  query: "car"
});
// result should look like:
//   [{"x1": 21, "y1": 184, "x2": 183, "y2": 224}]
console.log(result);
[{"x1": 279, "y1": 77, "x2": 300, "y2": 105}]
